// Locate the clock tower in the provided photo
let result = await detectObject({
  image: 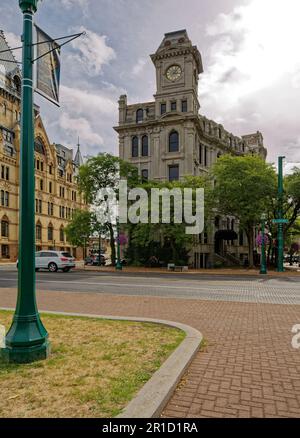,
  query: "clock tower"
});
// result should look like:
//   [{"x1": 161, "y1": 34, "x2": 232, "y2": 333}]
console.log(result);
[{"x1": 150, "y1": 30, "x2": 203, "y2": 116}]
